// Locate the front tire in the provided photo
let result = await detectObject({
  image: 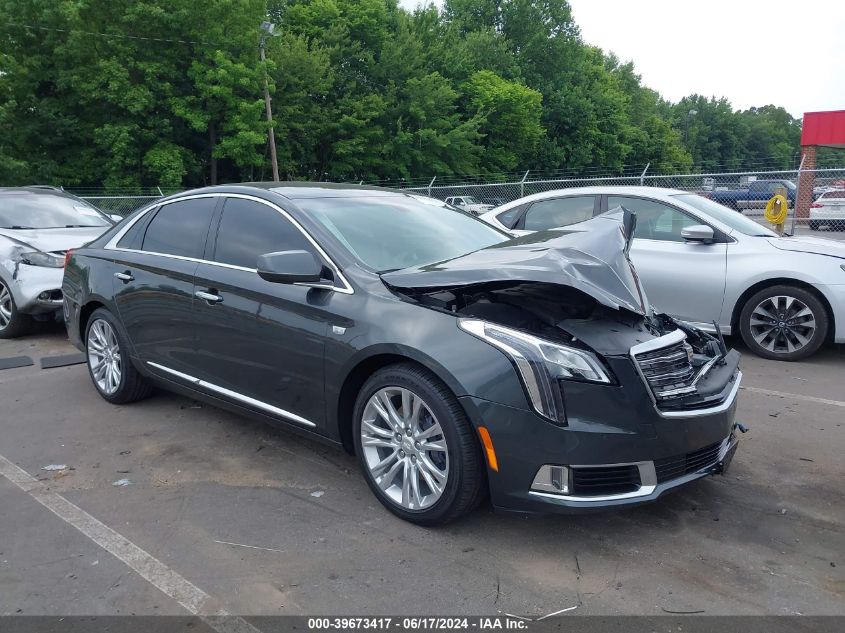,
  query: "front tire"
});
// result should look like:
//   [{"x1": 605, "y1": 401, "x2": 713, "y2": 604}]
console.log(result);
[
  {"x1": 353, "y1": 363, "x2": 485, "y2": 525},
  {"x1": 739, "y1": 285, "x2": 828, "y2": 361},
  {"x1": 85, "y1": 308, "x2": 152, "y2": 403},
  {"x1": 0, "y1": 279, "x2": 32, "y2": 339}
]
